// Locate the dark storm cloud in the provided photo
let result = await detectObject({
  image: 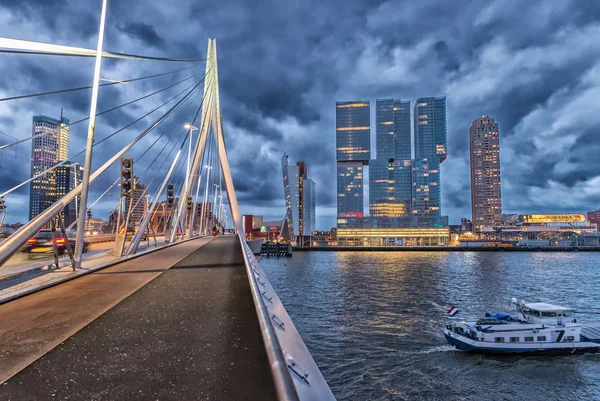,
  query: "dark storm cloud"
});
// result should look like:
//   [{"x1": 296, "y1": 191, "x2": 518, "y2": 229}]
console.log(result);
[
  {"x1": 1, "y1": 0, "x2": 600, "y2": 228},
  {"x1": 117, "y1": 23, "x2": 165, "y2": 48}
]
